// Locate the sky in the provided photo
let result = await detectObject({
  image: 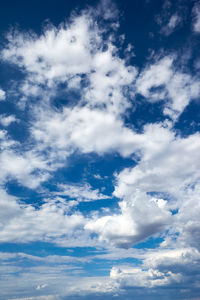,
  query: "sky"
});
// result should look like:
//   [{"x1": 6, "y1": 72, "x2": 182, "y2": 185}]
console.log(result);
[{"x1": 0, "y1": 0, "x2": 200, "y2": 299}]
